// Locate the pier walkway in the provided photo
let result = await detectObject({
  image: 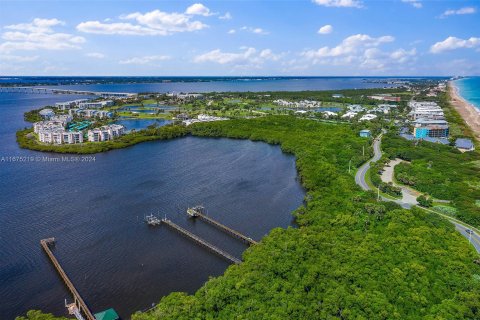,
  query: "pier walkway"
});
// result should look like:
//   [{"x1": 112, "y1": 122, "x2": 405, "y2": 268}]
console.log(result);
[
  {"x1": 187, "y1": 207, "x2": 257, "y2": 245},
  {"x1": 0, "y1": 86, "x2": 136, "y2": 98},
  {"x1": 161, "y1": 218, "x2": 242, "y2": 264},
  {"x1": 40, "y1": 238, "x2": 95, "y2": 320}
]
